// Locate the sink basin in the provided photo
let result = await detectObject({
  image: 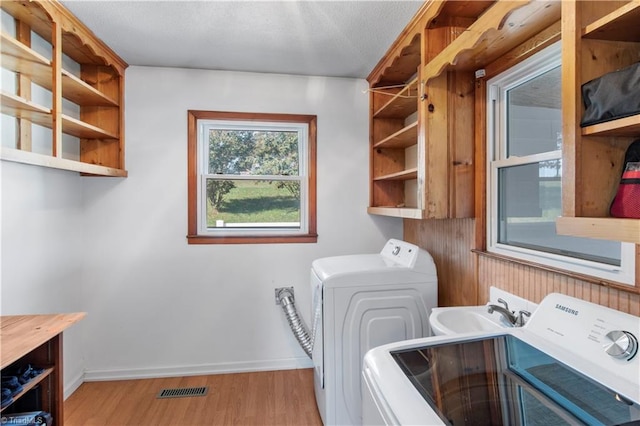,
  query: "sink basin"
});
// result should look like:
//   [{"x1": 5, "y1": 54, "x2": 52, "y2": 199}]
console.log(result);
[{"x1": 429, "y1": 305, "x2": 511, "y2": 336}]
